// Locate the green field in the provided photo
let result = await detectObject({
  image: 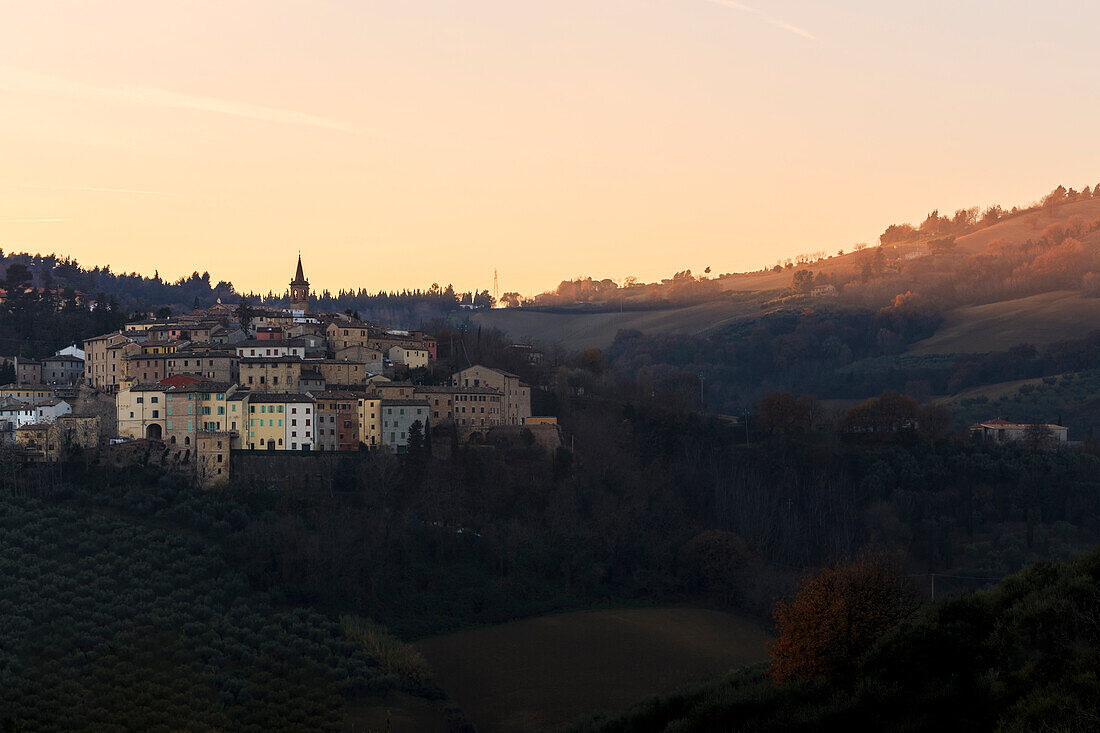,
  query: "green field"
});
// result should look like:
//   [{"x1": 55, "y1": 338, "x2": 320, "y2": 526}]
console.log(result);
[
  {"x1": 471, "y1": 296, "x2": 768, "y2": 349},
  {"x1": 907, "y1": 290, "x2": 1100, "y2": 355},
  {"x1": 417, "y1": 607, "x2": 770, "y2": 733}
]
